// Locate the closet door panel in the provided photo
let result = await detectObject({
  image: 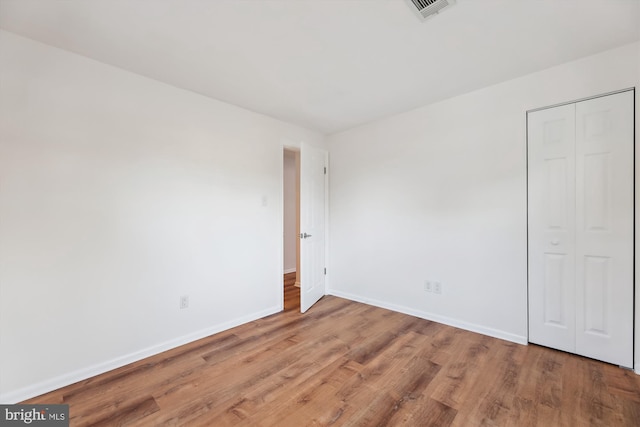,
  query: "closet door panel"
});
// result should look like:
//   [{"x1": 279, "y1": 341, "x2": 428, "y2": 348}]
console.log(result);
[
  {"x1": 575, "y1": 91, "x2": 634, "y2": 367},
  {"x1": 528, "y1": 104, "x2": 577, "y2": 353}
]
